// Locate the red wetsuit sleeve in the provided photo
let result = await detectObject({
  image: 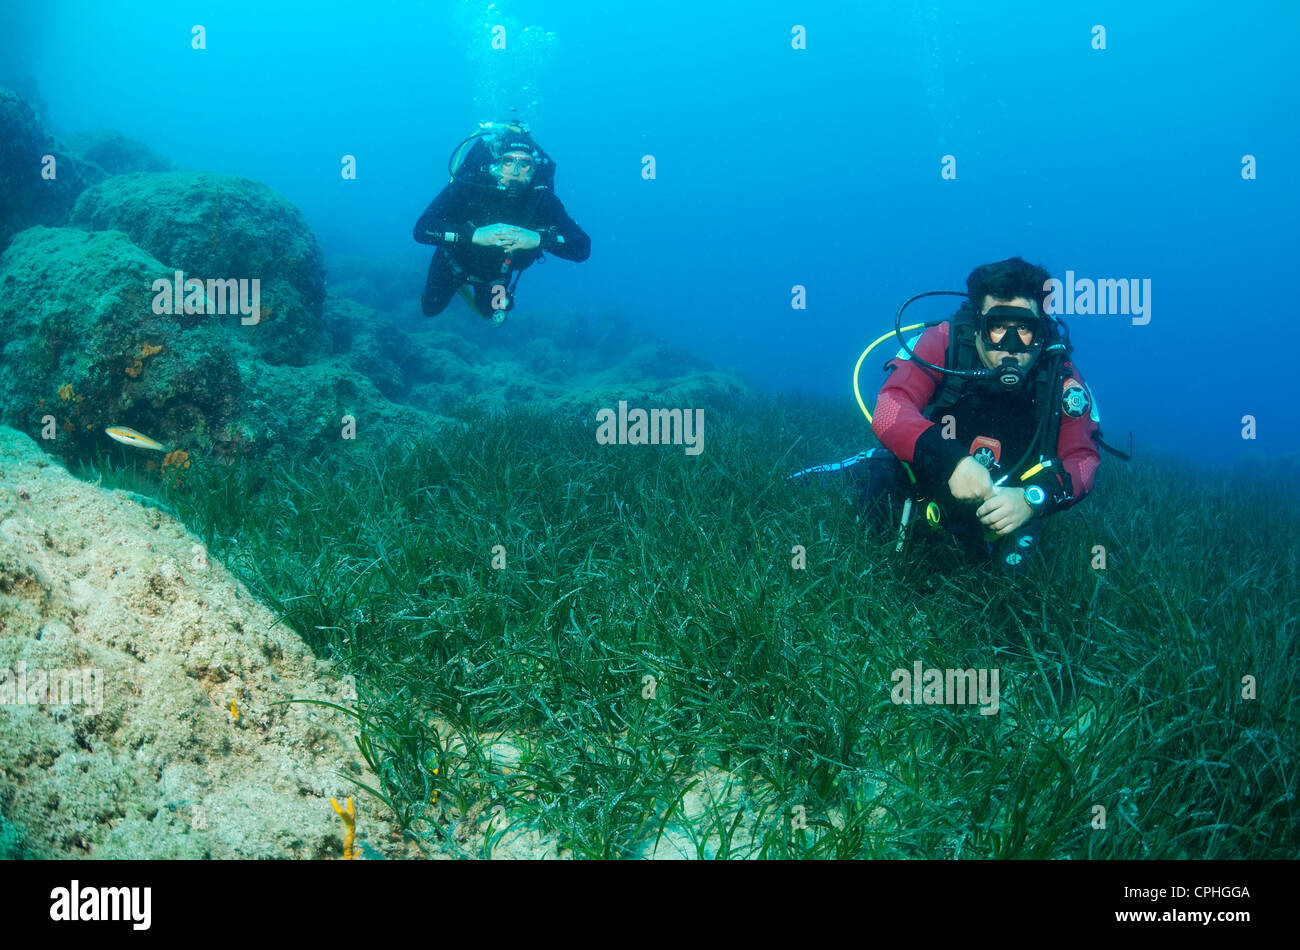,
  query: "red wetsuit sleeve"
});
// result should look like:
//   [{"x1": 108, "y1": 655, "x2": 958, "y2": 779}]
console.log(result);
[
  {"x1": 871, "y1": 323, "x2": 970, "y2": 484},
  {"x1": 1053, "y1": 363, "x2": 1101, "y2": 506},
  {"x1": 870, "y1": 323, "x2": 946, "y2": 460}
]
